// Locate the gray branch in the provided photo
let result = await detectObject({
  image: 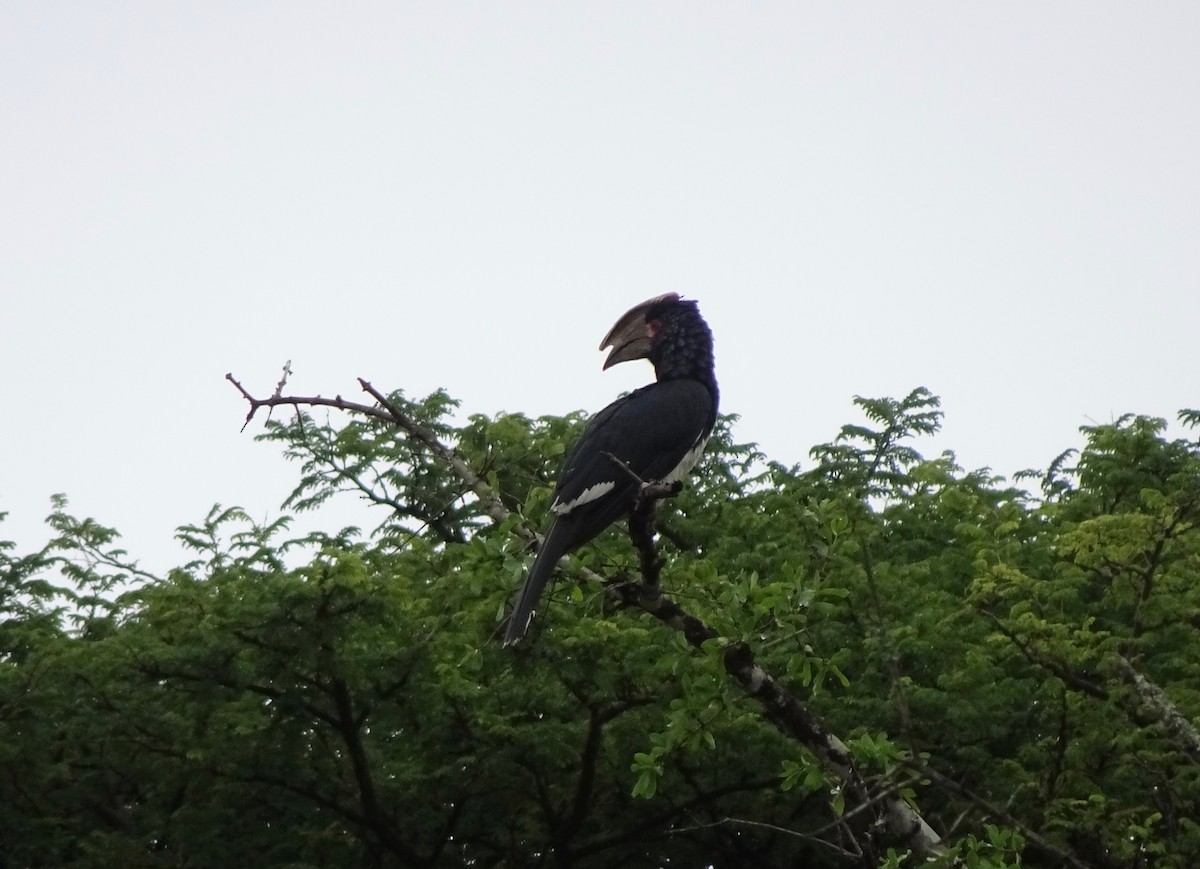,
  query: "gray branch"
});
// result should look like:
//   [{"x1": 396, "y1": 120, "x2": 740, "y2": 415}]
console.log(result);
[{"x1": 1116, "y1": 655, "x2": 1200, "y2": 760}]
